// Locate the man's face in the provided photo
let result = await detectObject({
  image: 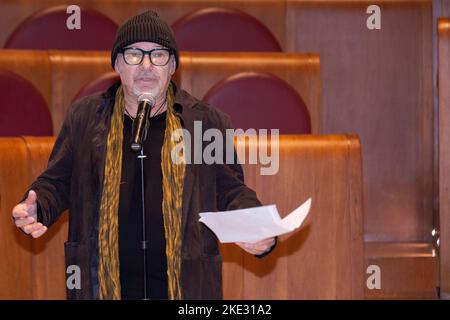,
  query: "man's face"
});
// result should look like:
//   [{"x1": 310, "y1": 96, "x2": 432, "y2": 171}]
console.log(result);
[{"x1": 115, "y1": 41, "x2": 176, "y2": 102}]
